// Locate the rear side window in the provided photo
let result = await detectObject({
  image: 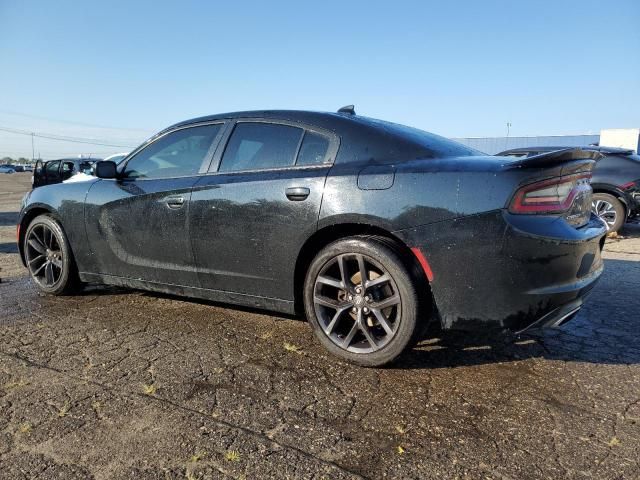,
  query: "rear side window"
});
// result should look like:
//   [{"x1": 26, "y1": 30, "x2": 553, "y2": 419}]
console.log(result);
[
  {"x1": 61, "y1": 161, "x2": 75, "y2": 180},
  {"x1": 78, "y1": 161, "x2": 94, "y2": 174},
  {"x1": 219, "y1": 123, "x2": 303, "y2": 172},
  {"x1": 296, "y1": 131, "x2": 330, "y2": 166}
]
